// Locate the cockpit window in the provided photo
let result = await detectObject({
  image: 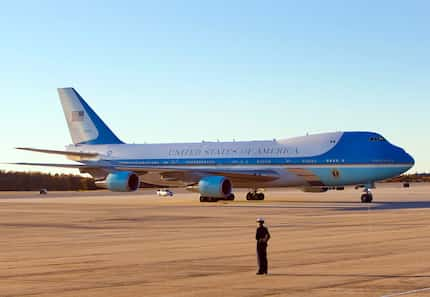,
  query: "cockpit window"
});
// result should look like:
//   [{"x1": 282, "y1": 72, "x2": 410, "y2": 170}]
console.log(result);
[{"x1": 370, "y1": 136, "x2": 386, "y2": 142}]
